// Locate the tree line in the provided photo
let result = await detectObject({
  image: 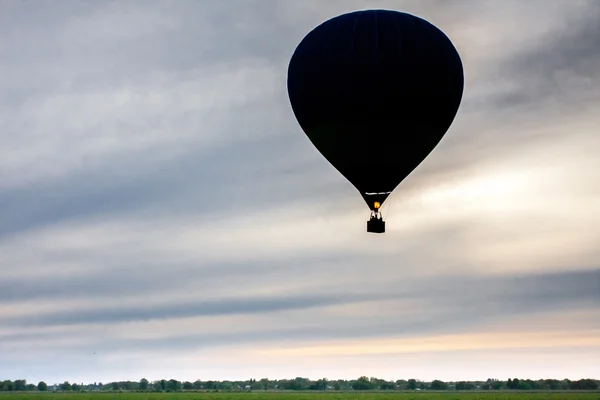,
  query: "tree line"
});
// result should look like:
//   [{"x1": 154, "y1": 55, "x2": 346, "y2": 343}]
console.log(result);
[{"x1": 1, "y1": 377, "x2": 598, "y2": 392}]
